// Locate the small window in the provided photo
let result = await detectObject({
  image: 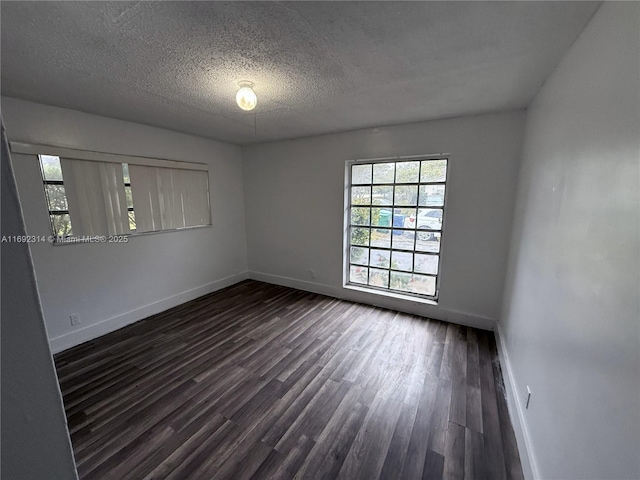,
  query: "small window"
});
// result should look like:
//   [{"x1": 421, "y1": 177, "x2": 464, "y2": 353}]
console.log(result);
[
  {"x1": 346, "y1": 158, "x2": 448, "y2": 300},
  {"x1": 37, "y1": 153, "x2": 211, "y2": 243},
  {"x1": 39, "y1": 155, "x2": 73, "y2": 237}
]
